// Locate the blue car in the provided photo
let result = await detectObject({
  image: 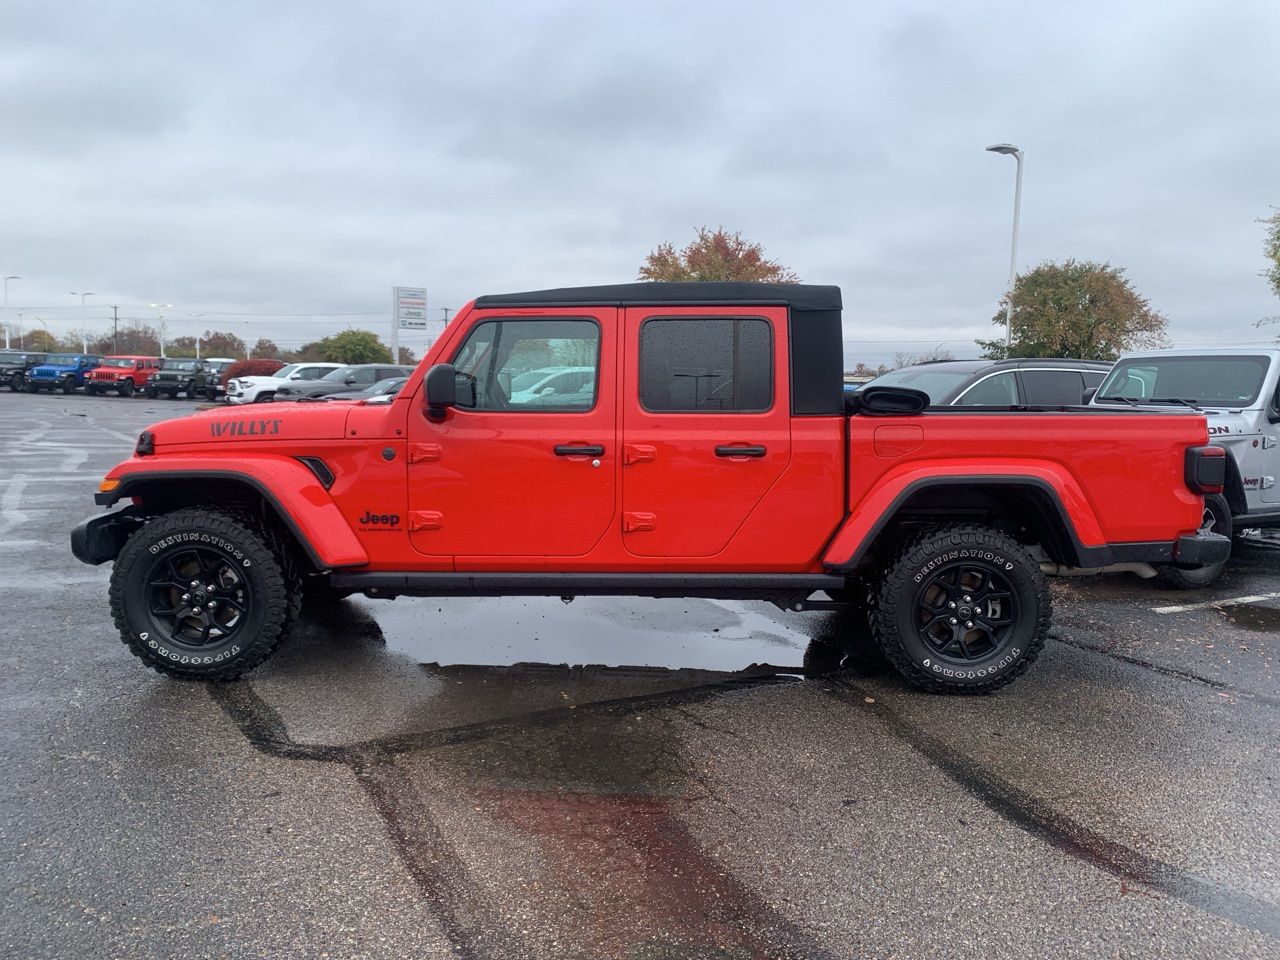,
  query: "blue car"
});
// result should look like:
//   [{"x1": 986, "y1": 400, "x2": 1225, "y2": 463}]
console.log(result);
[{"x1": 26, "y1": 353, "x2": 103, "y2": 394}]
